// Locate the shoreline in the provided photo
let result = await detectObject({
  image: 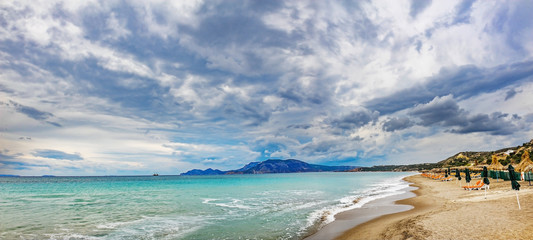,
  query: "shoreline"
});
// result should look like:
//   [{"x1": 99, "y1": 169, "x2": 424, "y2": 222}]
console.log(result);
[
  {"x1": 305, "y1": 175, "x2": 418, "y2": 240},
  {"x1": 337, "y1": 174, "x2": 533, "y2": 240},
  {"x1": 335, "y1": 175, "x2": 428, "y2": 239}
]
